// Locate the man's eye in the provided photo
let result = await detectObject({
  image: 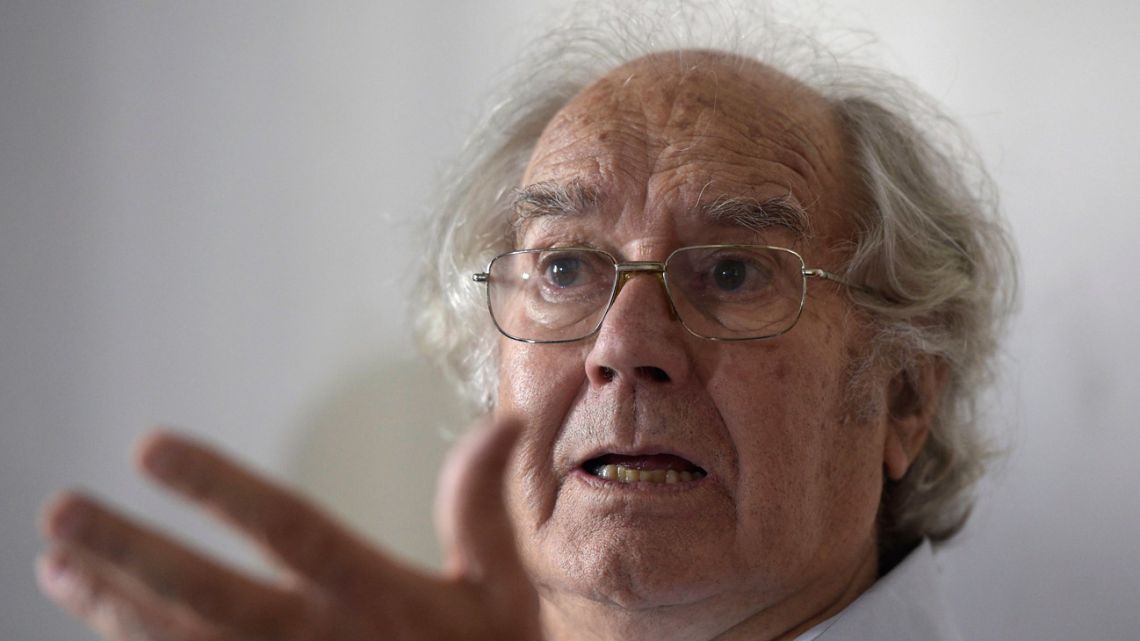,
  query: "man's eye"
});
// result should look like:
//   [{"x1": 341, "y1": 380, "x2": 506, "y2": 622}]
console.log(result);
[
  {"x1": 713, "y1": 259, "x2": 747, "y2": 291},
  {"x1": 546, "y1": 257, "x2": 583, "y2": 287},
  {"x1": 706, "y1": 257, "x2": 772, "y2": 293}
]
